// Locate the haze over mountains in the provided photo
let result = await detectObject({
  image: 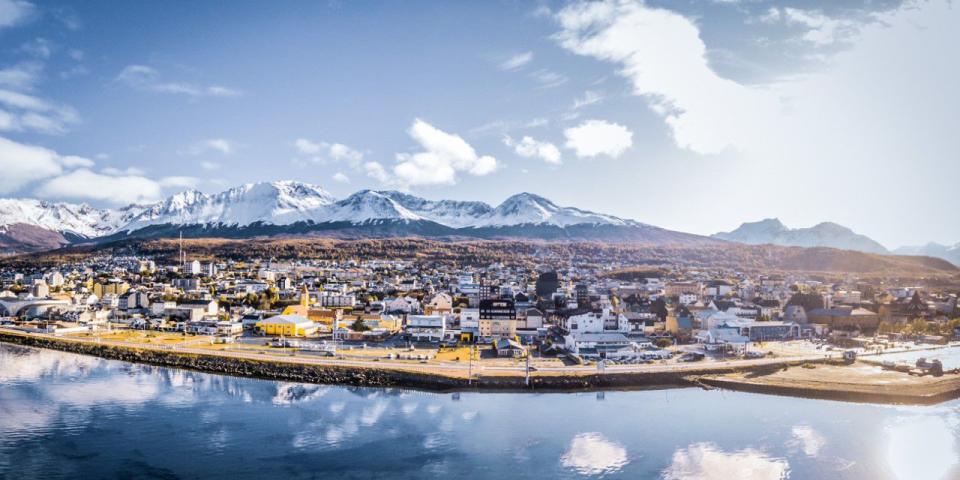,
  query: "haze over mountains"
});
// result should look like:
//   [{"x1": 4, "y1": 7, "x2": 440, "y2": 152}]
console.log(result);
[
  {"x1": 0, "y1": 181, "x2": 712, "y2": 252},
  {"x1": 713, "y1": 218, "x2": 960, "y2": 266}
]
